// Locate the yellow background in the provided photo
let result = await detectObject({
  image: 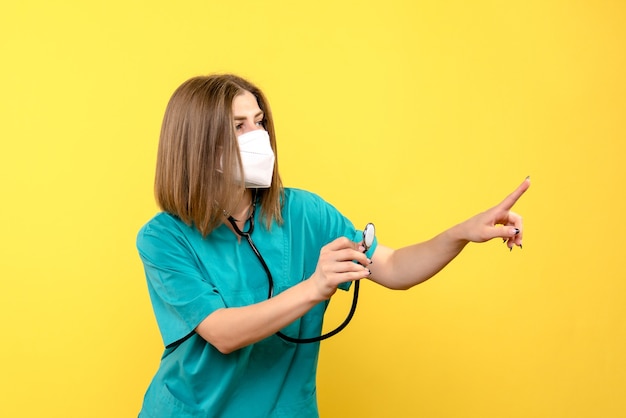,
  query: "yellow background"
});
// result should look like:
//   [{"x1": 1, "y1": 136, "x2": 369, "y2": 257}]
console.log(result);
[{"x1": 1, "y1": 1, "x2": 625, "y2": 417}]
